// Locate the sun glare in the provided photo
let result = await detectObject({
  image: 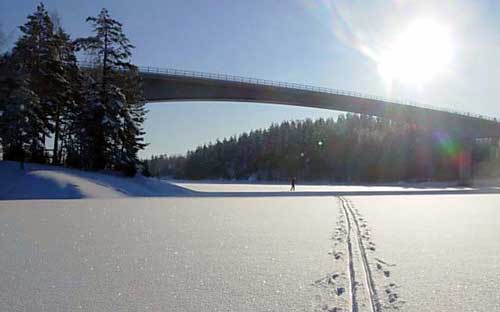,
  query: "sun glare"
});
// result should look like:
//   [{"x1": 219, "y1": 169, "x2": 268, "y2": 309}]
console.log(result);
[{"x1": 377, "y1": 19, "x2": 454, "y2": 84}]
